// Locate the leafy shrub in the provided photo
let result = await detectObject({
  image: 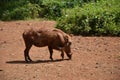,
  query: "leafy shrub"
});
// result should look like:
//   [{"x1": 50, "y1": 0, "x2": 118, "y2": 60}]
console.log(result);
[
  {"x1": 38, "y1": 0, "x2": 62, "y2": 20},
  {"x1": 56, "y1": 0, "x2": 120, "y2": 36},
  {"x1": 1, "y1": 0, "x2": 120, "y2": 36},
  {"x1": 0, "y1": 0, "x2": 28, "y2": 20},
  {"x1": 12, "y1": 3, "x2": 40, "y2": 20},
  {"x1": 0, "y1": 0, "x2": 101, "y2": 20},
  {"x1": 1, "y1": 2, "x2": 41, "y2": 20}
]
